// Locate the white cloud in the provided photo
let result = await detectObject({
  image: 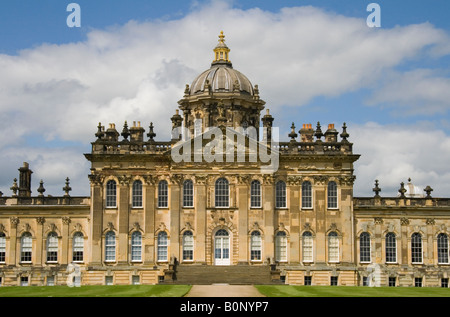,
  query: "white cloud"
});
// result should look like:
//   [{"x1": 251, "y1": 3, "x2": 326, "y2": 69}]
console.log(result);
[
  {"x1": 0, "y1": 1, "x2": 449, "y2": 197},
  {"x1": 352, "y1": 122, "x2": 450, "y2": 197}
]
